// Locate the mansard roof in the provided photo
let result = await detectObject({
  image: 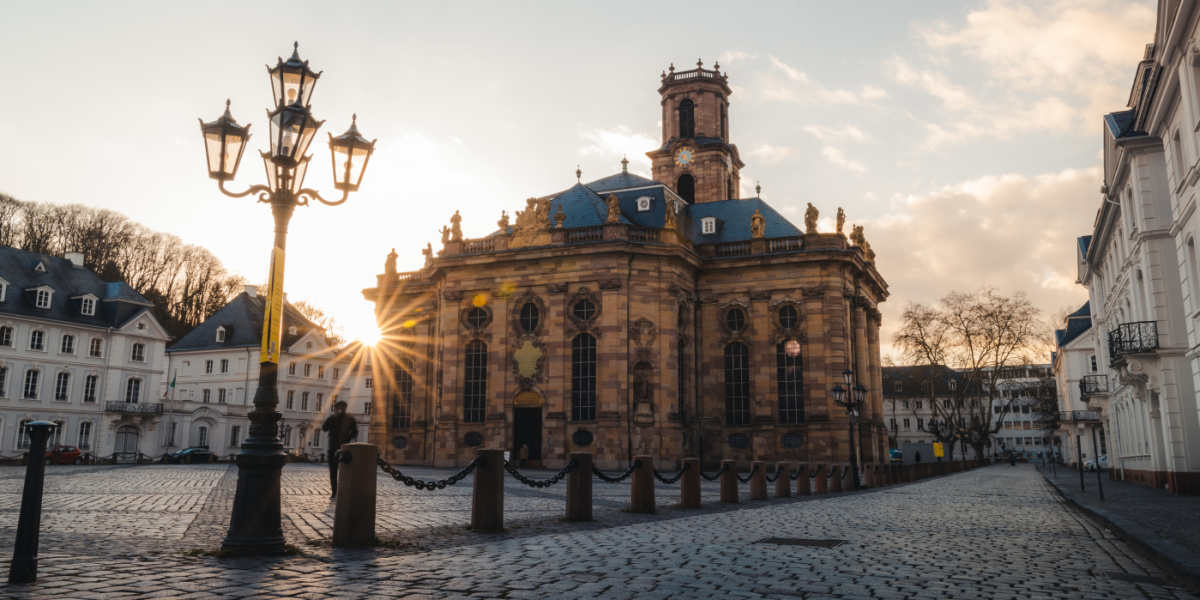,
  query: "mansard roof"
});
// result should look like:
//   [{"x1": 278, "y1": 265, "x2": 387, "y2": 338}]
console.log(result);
[
  {"x1": 584, "y1": 172, "x2": 659, "y2": 193},
  {"x1": 168, "y1": 291, "x2": 320, "y2": 352},
  {"x1": 0, "y1": 245, "x2": 154, "y2": 329},
  {"x1": 1104, "y1": 109, "x2": 1146, "y2": 139},
  {"x1": 1077, "y1": 235, "x2": 1092, "y2": 258},
  {"x1": 1056, "y1": 302, "x2": 1092, "y2": 348},
  {"x1": 547, "y1": 183, "x2": 633, "y2": 228},
  {"x1": 881, "y1": 364, "x2": 977, "y2": 397},
  {"x1": 683, "y1": 197, "x2": 801, "y2": 244}
]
